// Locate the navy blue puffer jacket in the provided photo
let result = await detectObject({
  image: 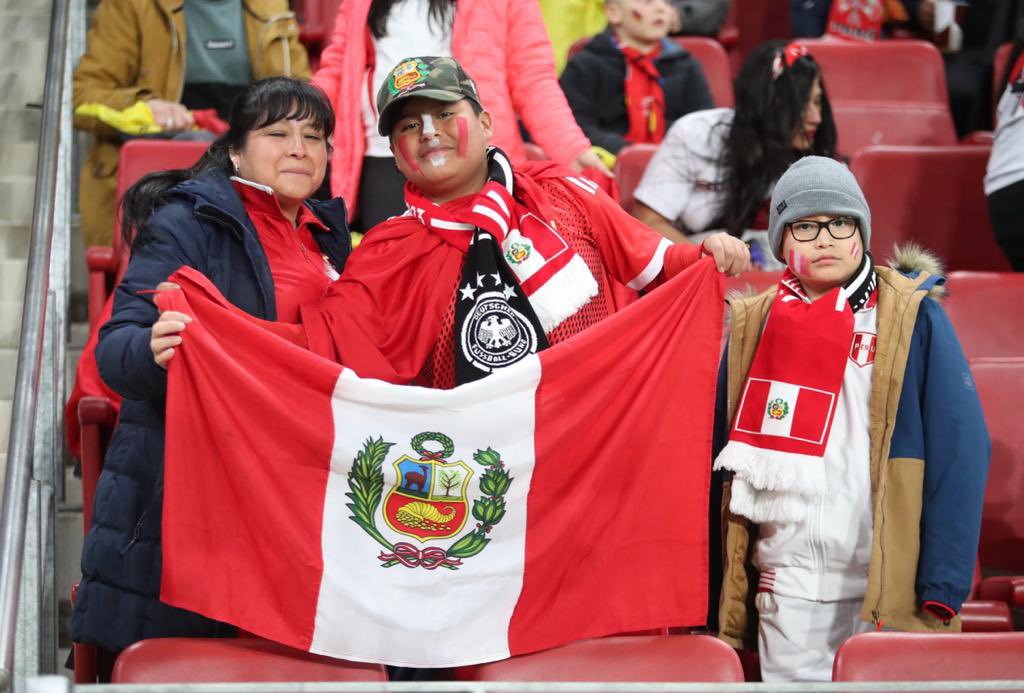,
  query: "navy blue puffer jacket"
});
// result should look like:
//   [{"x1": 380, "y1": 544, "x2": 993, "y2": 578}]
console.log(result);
[{"x1": 71, "y1": 170, "x2": 350, "y2": 653}]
